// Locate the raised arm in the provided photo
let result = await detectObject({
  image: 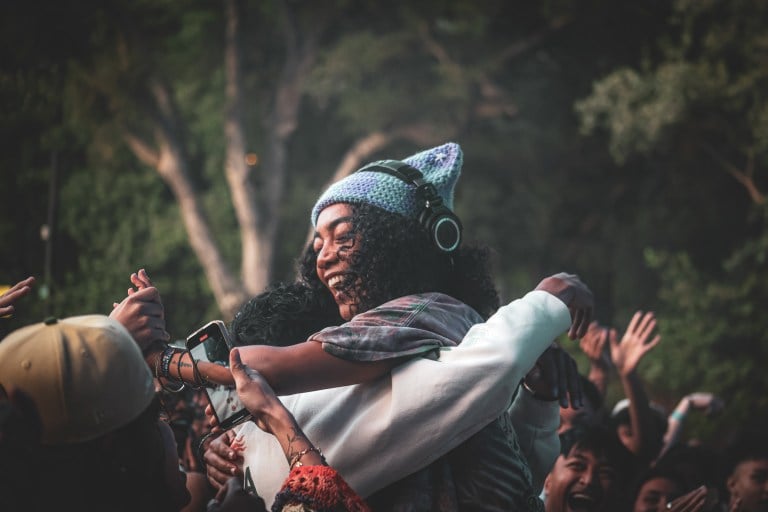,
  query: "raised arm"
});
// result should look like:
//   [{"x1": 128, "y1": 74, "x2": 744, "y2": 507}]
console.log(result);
[
  {"x1": 609, "y1": 310, "x2": 662, "y2": 460},
  {"x1": 658, "y1": 392, "x2": 723, "y2": 460},
  {"x1": 146, "y1": 331, "x2": 400, "y2": 394},
  {"x1": 120, "y1": 269, "x2": 398, "y2": 394},
  {"x1": 579, "y1": 321, "x2": 611, "y2": 398},
  {"x1": 219, "y1": 348, "x2": 370, "y2": 512}
]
